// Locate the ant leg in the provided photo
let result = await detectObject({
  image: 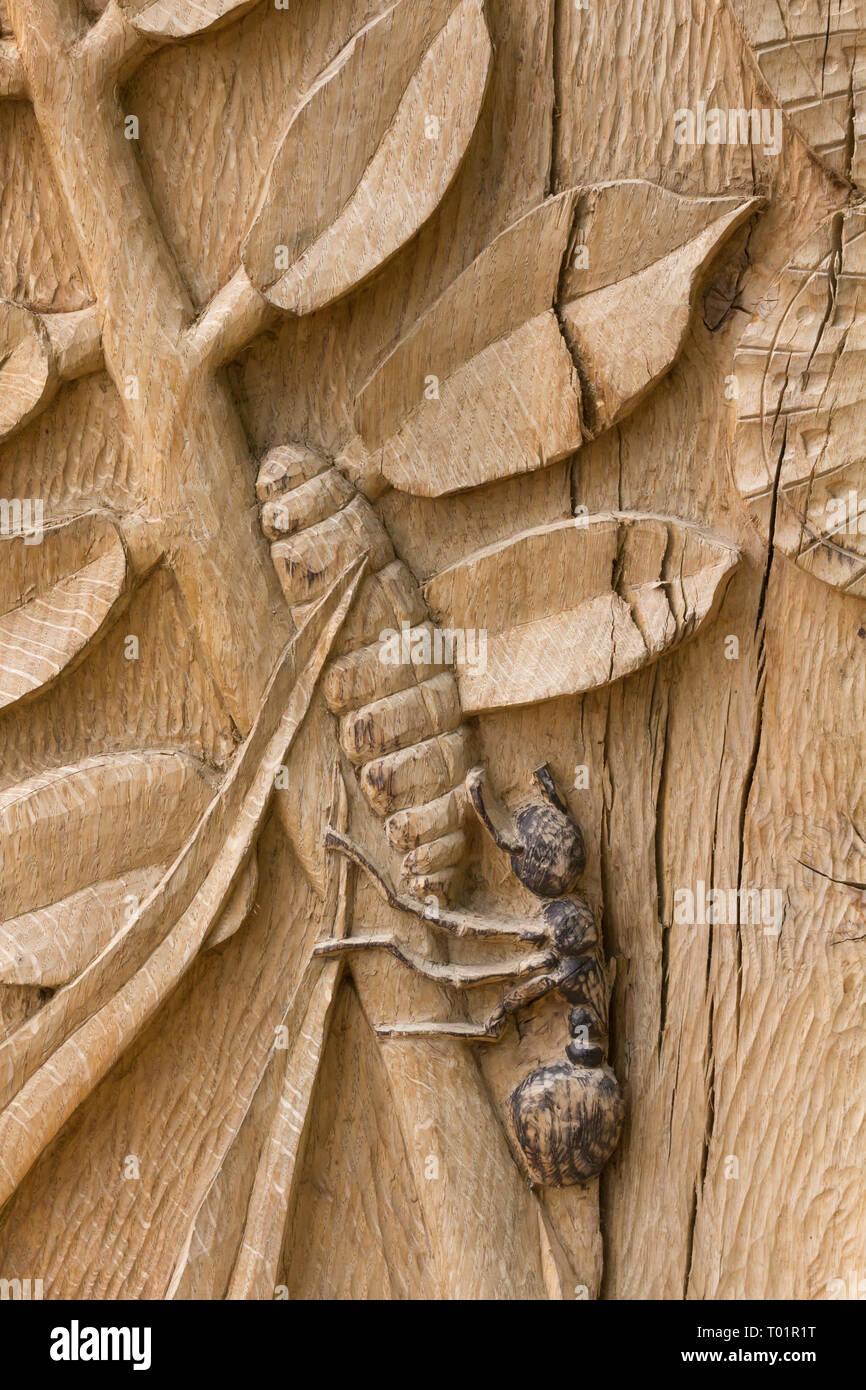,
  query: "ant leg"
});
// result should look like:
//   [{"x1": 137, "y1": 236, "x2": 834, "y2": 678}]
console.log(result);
[
  {"x1": 312, "y1": 933, "x2": 556, "y2": 988},
  {"x1": 323, "y1": 828, "x2": 403, "y2": 909},
  {"x1": 465, "y1": 766, "x2": 523, "y2": 855},
  {"x1": 376, "y1": 1008, "x2": 509, "y2": 1042},
  {"x1": 375, "y1": 970, "x2": 565, "y2": 1043},
  {"x1": 324, "y1": 827, "x2": 545, "y2": 944},
  {"x1": 531, "y1": 764, "x2": 571, "y2": 817},
  {"x1": 499, "y1": 969, "x2": 563, "y2": 1016}
]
